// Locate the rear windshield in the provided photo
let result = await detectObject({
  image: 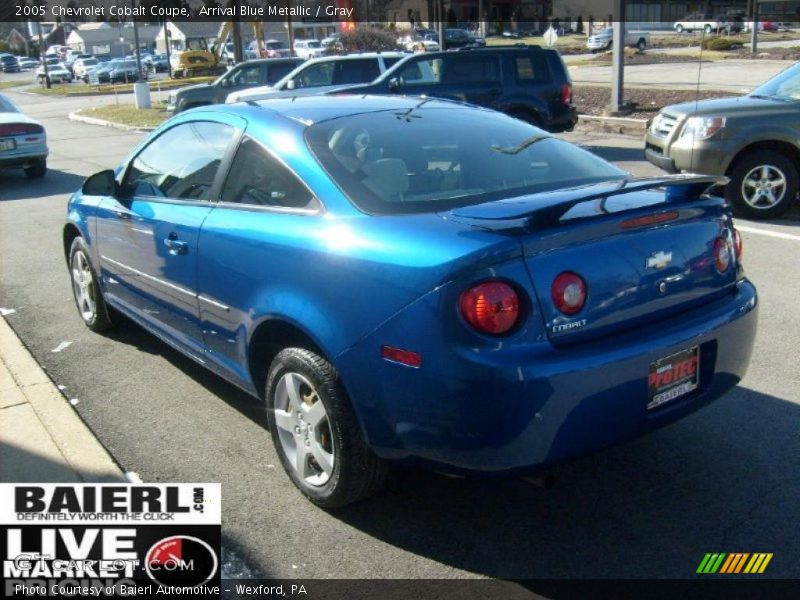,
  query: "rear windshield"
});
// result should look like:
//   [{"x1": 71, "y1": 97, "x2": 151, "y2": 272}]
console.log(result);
[{"x1": 306, "y1": 106, "x2": 625, "y2": 215}]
